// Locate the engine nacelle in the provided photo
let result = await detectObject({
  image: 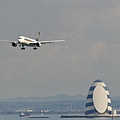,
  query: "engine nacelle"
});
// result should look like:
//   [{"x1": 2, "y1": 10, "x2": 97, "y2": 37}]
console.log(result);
[
  {"x1": 12, "y1": 42, "x2": 17, "y2": 47},
  {"x1": 36, "y1": 42, "x2": 41, "y2": 47}
]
